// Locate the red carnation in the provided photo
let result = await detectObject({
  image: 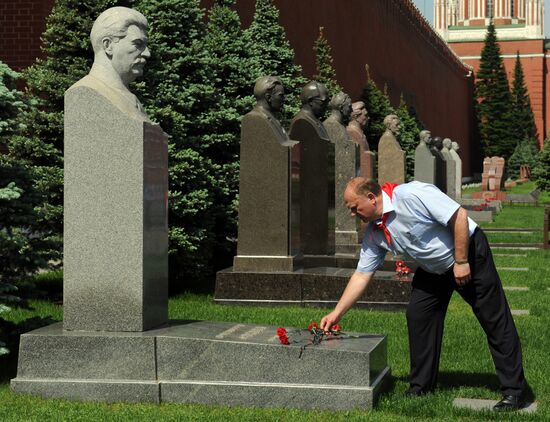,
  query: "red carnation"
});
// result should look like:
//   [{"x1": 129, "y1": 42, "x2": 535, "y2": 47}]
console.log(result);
[
  {"x1": 279, "y1": 335, "x2": 289, "y2": 345},
  {"x1": 331, "y1": 324, "x2": 342, "y2": 332},
  {"x1": 308, "y1": 322, "x2": 319, "y2": 330},
  {"x1": 276, "y1": 327, "x2": 287, "y2": 337}
]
